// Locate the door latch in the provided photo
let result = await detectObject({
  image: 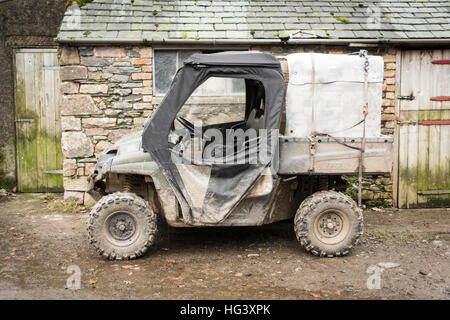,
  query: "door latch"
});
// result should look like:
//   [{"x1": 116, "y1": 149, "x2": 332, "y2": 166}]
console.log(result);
[{"x1": 397, "y1": 95, "x2": 415, "y2": 101}]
